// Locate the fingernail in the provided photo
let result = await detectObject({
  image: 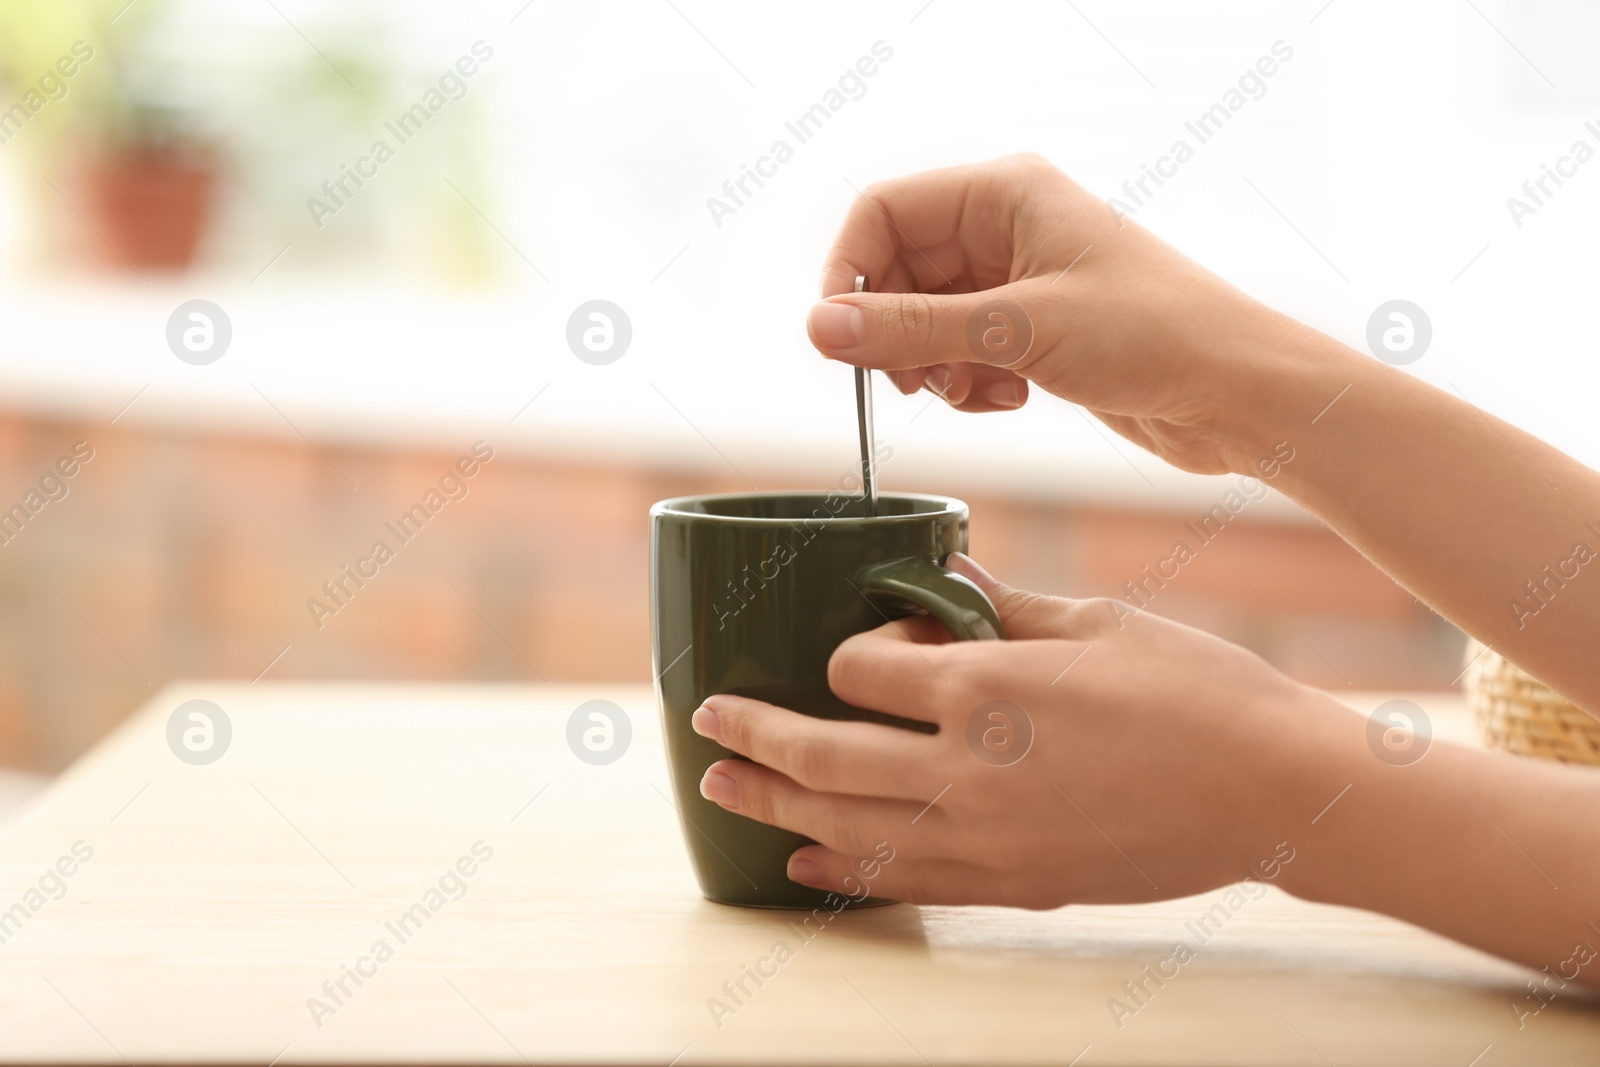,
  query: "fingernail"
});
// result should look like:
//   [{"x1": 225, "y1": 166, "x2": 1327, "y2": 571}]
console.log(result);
[
  {"x1": 700, "y1": 769, "x2": 739, "y2": 809},
  {"x1": 691, "y1": 704, "x2": 722, "y2": 742},
  {"x1": 809, "y1": 301, "x2": 862, "y2": 349},
  {"x1": 788, "y1": 857, "x2": 824, "y2": 886},
  {"x1": 925, "y1": 366, "x2": 951, "y2": 398},
  {"x1": 981, "y1": 380, "x2": 1022, "y2": 408},
  {"x1": 947, "y1": 552, "x2": 995, "y2": 584}
]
